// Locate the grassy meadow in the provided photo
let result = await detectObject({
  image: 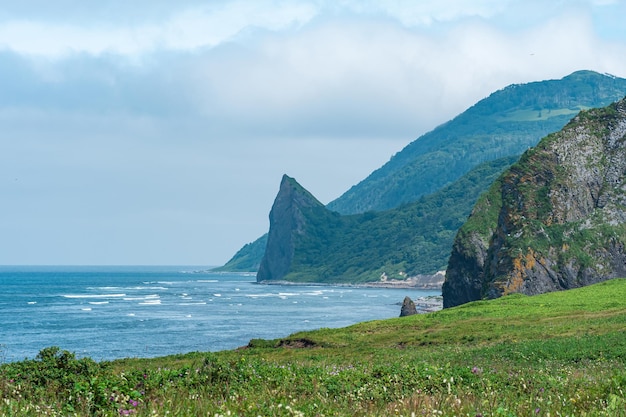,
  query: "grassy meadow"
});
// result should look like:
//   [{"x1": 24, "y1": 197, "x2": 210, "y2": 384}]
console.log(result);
[{"x1": 2, "y1": 279, "x2": 626, "y2": 416}]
